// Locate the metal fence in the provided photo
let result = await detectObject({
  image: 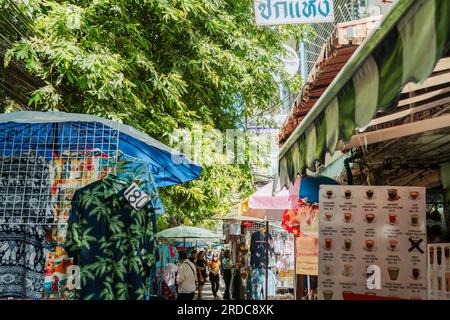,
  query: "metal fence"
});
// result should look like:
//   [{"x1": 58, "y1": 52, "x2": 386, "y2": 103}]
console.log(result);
[{"x1": 303, "y1": 0, "x2": 365, "y2": 78}]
